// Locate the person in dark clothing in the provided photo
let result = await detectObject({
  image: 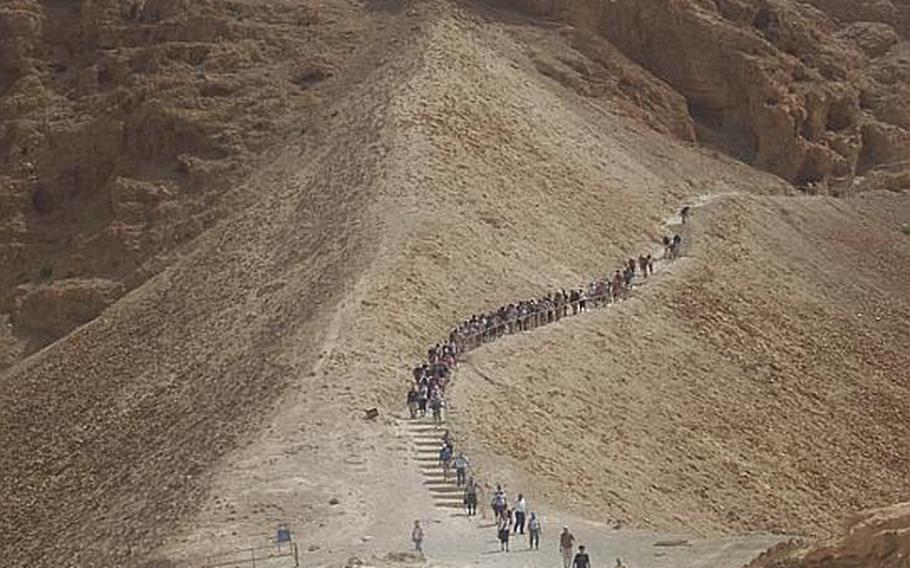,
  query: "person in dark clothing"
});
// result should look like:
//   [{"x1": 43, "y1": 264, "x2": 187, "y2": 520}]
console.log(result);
[
  {"x1": 417, "y1": 385, "x2": 428, "y2": 417},
  {"x1": 464, "y1": 478, "x2": 478, "y2": 516},
  {"x1": 573, "y1": 545, "x2": 591, "y2": 568},
  {"x1": 406, "y1": 388, "x2": 418, "y2": 419},
  {"x1": 671, "y1": 234, "x2": 682, "y2": 259},
  {"x1": 680, "y1": 205, "x2": 691, "y2": 224},
  {"x1": 498, "y1": 516, "x2": 511, "y2": 552}
]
